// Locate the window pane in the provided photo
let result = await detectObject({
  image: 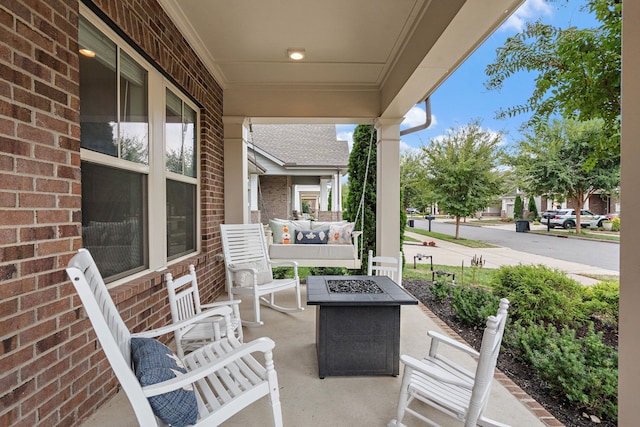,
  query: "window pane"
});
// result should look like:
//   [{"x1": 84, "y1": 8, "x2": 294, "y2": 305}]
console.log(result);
[
  {"x1": 167, "y1": 179, "x2": 196, "y2": 258},
  {"x1": 183, "y1": 103, "x2": 197, "y2": 177},
  {"x1": 165, "y1": 89, "x2": 183, "y2": 174},
  {"x1": 79, "y1": 17, "x2": 117, "y2": 156},
  {"x1": 82, "y1": 161, "x2": 146, "y2": 280},
  {"x1": 120, "y1": 51, "x2": 148, "y2": 164},
  {"x1": 165, "y1": 89, "x2": 197, "y2": 177}
]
